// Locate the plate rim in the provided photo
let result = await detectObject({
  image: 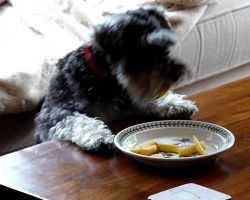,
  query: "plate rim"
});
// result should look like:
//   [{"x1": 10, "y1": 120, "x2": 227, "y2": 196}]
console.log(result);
[{"x1": 114, "y1": 120, "x2": 235, "y2": 162}]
